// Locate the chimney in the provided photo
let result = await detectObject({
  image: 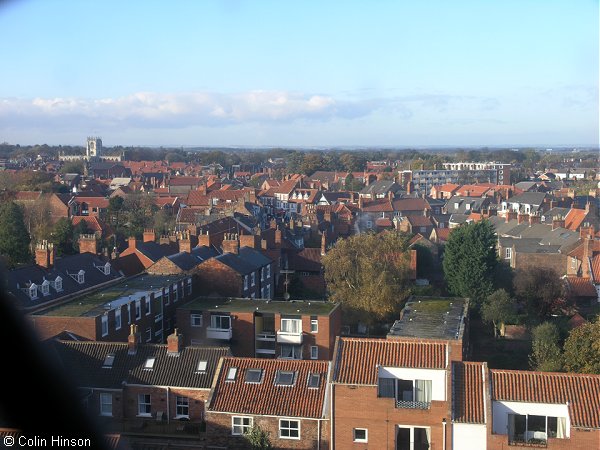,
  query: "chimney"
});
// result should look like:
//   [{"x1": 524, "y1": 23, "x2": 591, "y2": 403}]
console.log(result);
[
  {"x1": 128, "y1": 236, "x2": 137, "y2": 249},
  {"x1": 358, "y1": 196, "x2": 364, "y2": 209},
  {"x1": 179, "y1": 231, "x2": 192, "y2": 253},
  {"x1": 128, "y1": 324, "x2": 140, "y2": 355},
  {"x1": 270, "y1": 219, "x2": 277, "y2": 229},
  {"x1": 167, "y1": 328, "x2": 184, "y2": 355},
  {"x1": 517, "y1": 213, "x2": 528, "y2": 225},
  {"x1": 529, "y1": 213, "x2": 541, "y2": 226},
  {"x1": 78, "y1": 234, "x2": 98, "y2": 254},
  {"x1": 505, "y1": 211, "x2": 518, "y2": 223},
  {"x1": 35, "y1": 240, "x2": 55, "y2": 268},
  {"x1": 582, "y1": 234, "x2": 593, "y2": 278},
  {"x1": 222, "y1": 233, "x2": 240, "y2": 254},
  {"x1": 143, "y1": 229, "x2": 156, "y2": 243},
  {"x1": 410, "y1": 249, "x2": 417, "y2": 280},
  {"x1": 321, "y1": 230, "x2": 327, "y2": 256},
  {"x1": 552, "y1": 215, "x2": 565, "y2": 230},
  {"x1": 261, "y1": 238, "x2": 268, "y2": 250},
  {"x1": 111, "y1": 247, "x2": 119, "y2": 260},
  {"x1": 159, "y1": 234, "x2": 171, "y2": 245},
  {"x1": 240, "y1": 233, "x2": 260, "y2": 249},
  {"x1": 275, "y1": 227, "x2": 283, "y2": 247},
  {"x1": 580, "y1": 223, "x2": 594, "y2": 239},
  {"x1": 406, "y1": 181, "x2": 413, "y2": 195}
]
